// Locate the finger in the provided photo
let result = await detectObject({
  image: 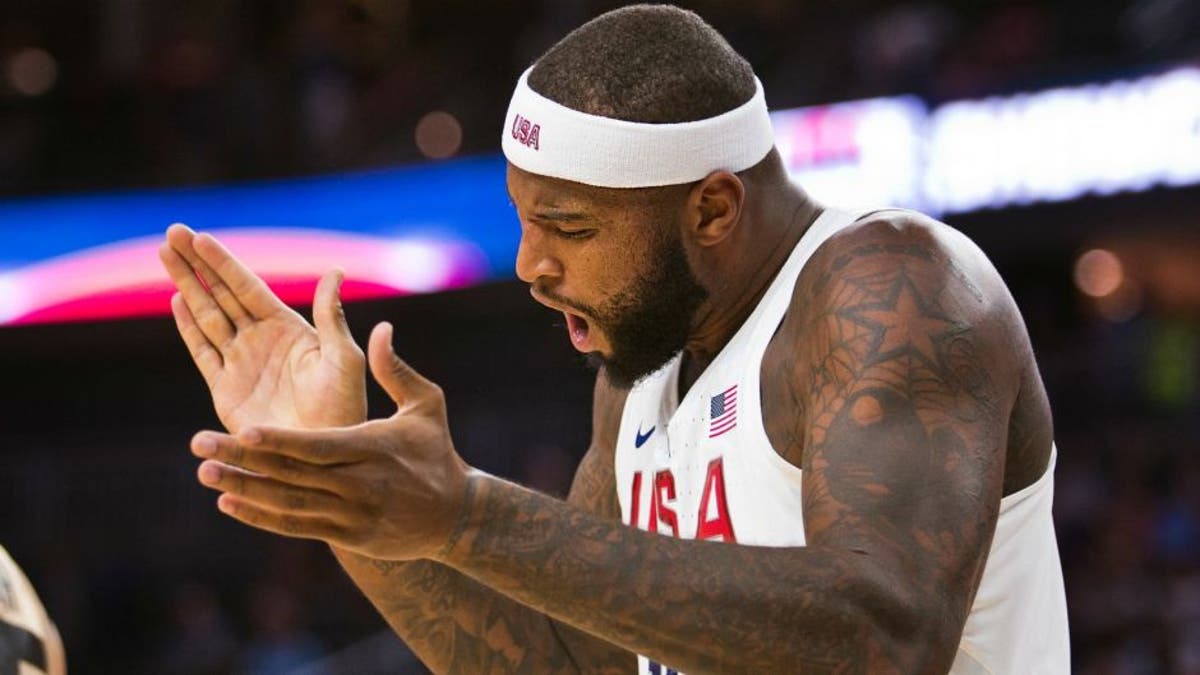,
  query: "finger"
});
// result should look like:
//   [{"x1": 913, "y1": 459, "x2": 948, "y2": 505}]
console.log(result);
[
  {"x1": 197, "y1": 461, "x2": 347, "y2": 518},
  {"x1": 236, "y1": 426, "x2": 374, "y2": 465},
  {"x1": 313, "y1": 268, "x2": 360, "y2": 361},
  {"x1": 160, "y1": 240, "x2": 236, "y2": 349},
  {"x1": 192, "y1": 432, "x2": 350, "y2": 493},
  {"x1": 216, "y1": 493, "x2": 346, "y2": 543},
  {"x1": 166, "y1": 223, "x2": 252, "y2": 329},
  {"x1": 368, "y1": 322, "x2": 440, "y2": 409},
  {"x1": 171, "y1": 293, "x2": 223, "y2": 386},
  {"x1": 192, "y1": 231, "x2": 288, "y2": 319}
]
